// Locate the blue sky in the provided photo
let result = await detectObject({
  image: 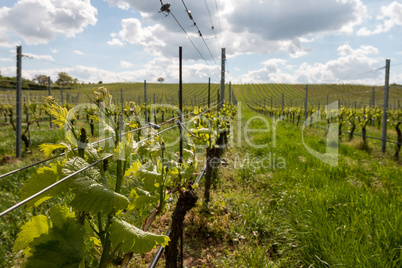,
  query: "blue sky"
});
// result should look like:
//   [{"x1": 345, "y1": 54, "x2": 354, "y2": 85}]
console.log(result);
[{"x1": 0, "y1": 0, "x2": 401, "y2": 85}]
